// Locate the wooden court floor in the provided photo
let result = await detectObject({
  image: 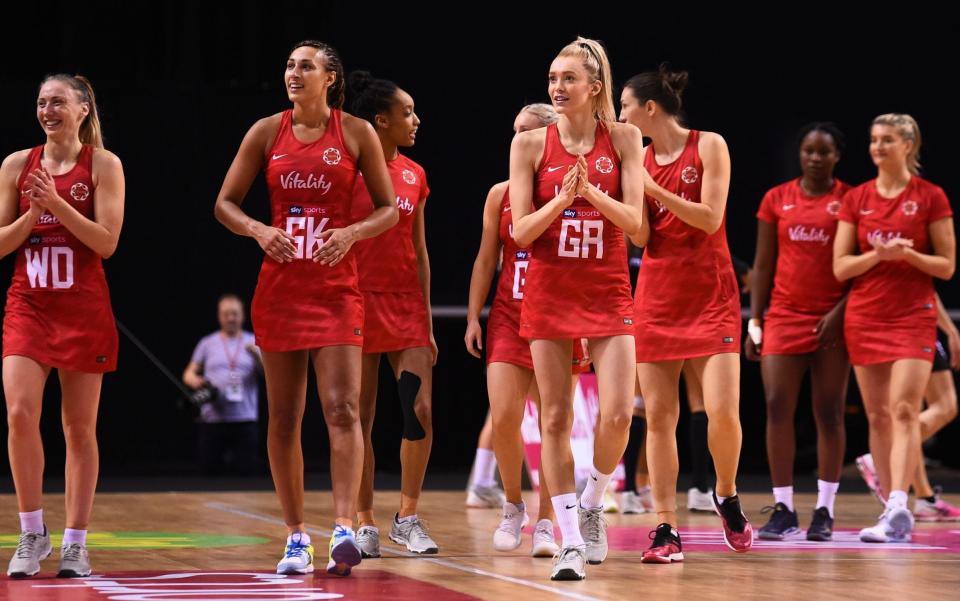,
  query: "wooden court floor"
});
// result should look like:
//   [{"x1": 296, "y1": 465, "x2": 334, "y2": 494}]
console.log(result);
[{"x1": 1, "y1": 491, "x2": 958, "y2": 600}]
